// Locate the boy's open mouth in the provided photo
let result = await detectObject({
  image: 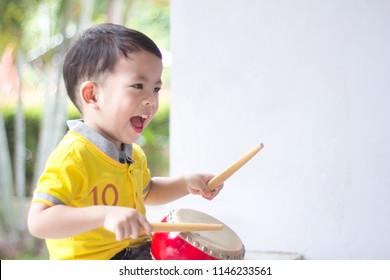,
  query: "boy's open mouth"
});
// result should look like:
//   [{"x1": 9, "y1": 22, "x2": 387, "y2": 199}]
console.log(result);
[{"x1": 130, "y1": 115, "x2": 148, "y2": 133}]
